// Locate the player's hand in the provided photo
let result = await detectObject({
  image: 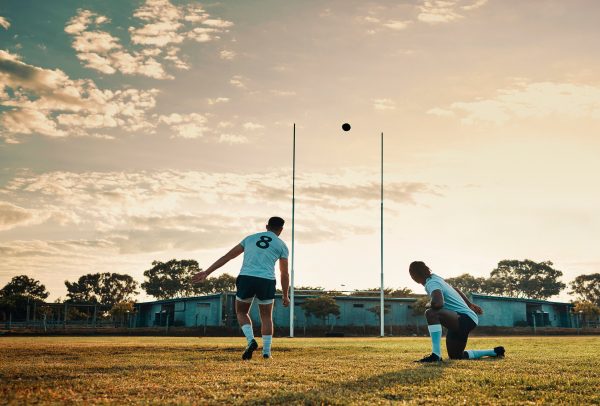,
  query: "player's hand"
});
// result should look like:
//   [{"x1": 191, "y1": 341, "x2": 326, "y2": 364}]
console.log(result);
[
  {"x1": 282, "y1": 295, "x2": 290, "y2": 307},
  {"x1": 191, "y1": 271, "x2": 210, "y2": 284},
  {"x1": 469, "y1": 303, "x2": 483, "y2": 315}
]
